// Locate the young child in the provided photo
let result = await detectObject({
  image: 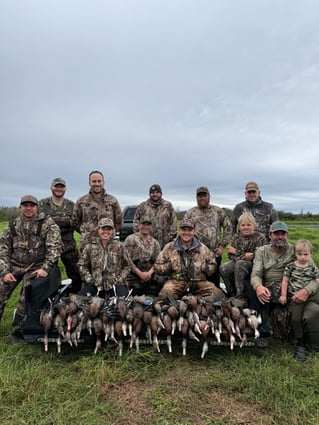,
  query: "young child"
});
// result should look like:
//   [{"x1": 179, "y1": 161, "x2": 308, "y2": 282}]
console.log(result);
[
  {"x1": 279, "y1": 239, "x2": 319, "y2": 361},
  {"x1": 220, "y1": 212, "x2": 267, "y2": 300}
]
